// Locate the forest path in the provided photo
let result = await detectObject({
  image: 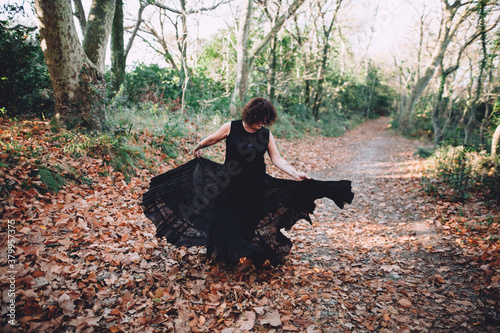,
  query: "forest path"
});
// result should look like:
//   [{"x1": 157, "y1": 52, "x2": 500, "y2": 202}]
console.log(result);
[{"x1": 278, "y1": 117, "x2": 498, "y2": 332}]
